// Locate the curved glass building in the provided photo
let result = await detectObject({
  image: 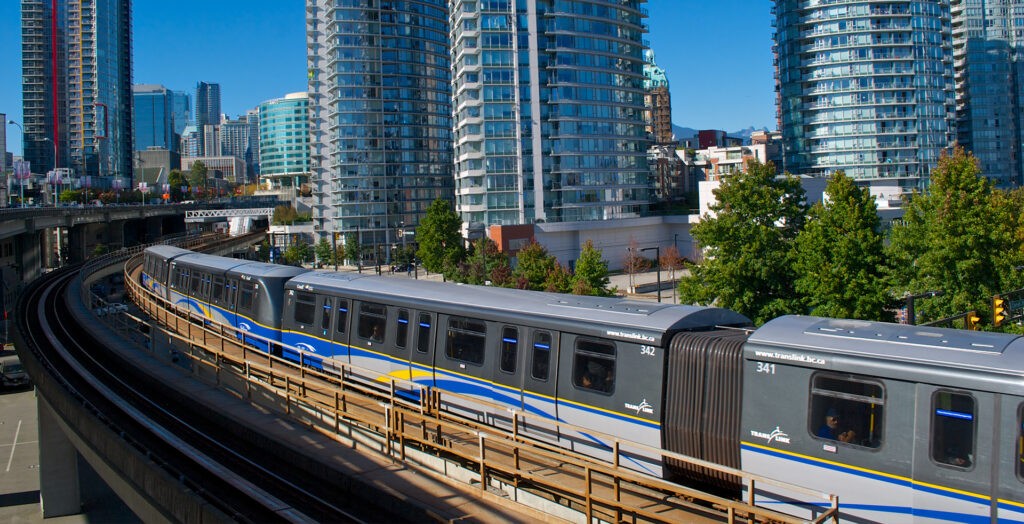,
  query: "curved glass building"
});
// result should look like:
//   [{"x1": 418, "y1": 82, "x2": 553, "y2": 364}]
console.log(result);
[
  {"x1": 258, "y1": 93, "x2": 310, "y2": 191},
  {"x1": 450, "y1": 0, "x2": 650, "y2": 229},
  {"x1": 774, "y1": 0, "x2": 954, "y2": 184},
  {"x1": 307, "y1": 0, "x2": 453, "y2": 250}
]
